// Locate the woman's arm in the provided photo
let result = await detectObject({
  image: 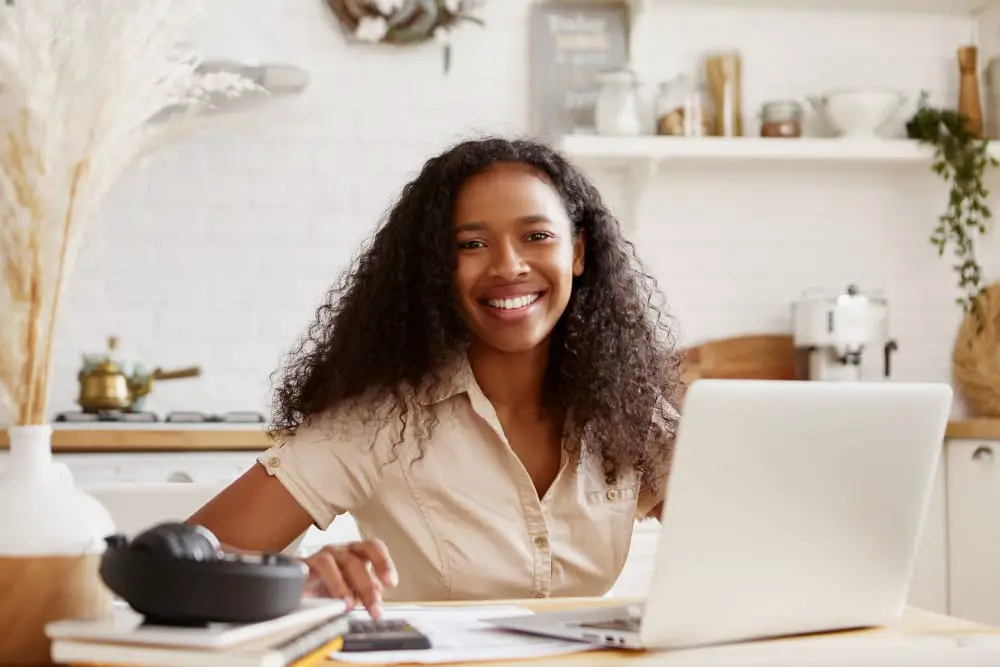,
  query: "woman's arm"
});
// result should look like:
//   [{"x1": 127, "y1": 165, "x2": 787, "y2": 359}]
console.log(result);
[
  {"x1": 187, "y1": 463, "x2": 314, "y2": 554},
  {"x1": 186, "y1": 458, "x2": 398, "y2": 618}
]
